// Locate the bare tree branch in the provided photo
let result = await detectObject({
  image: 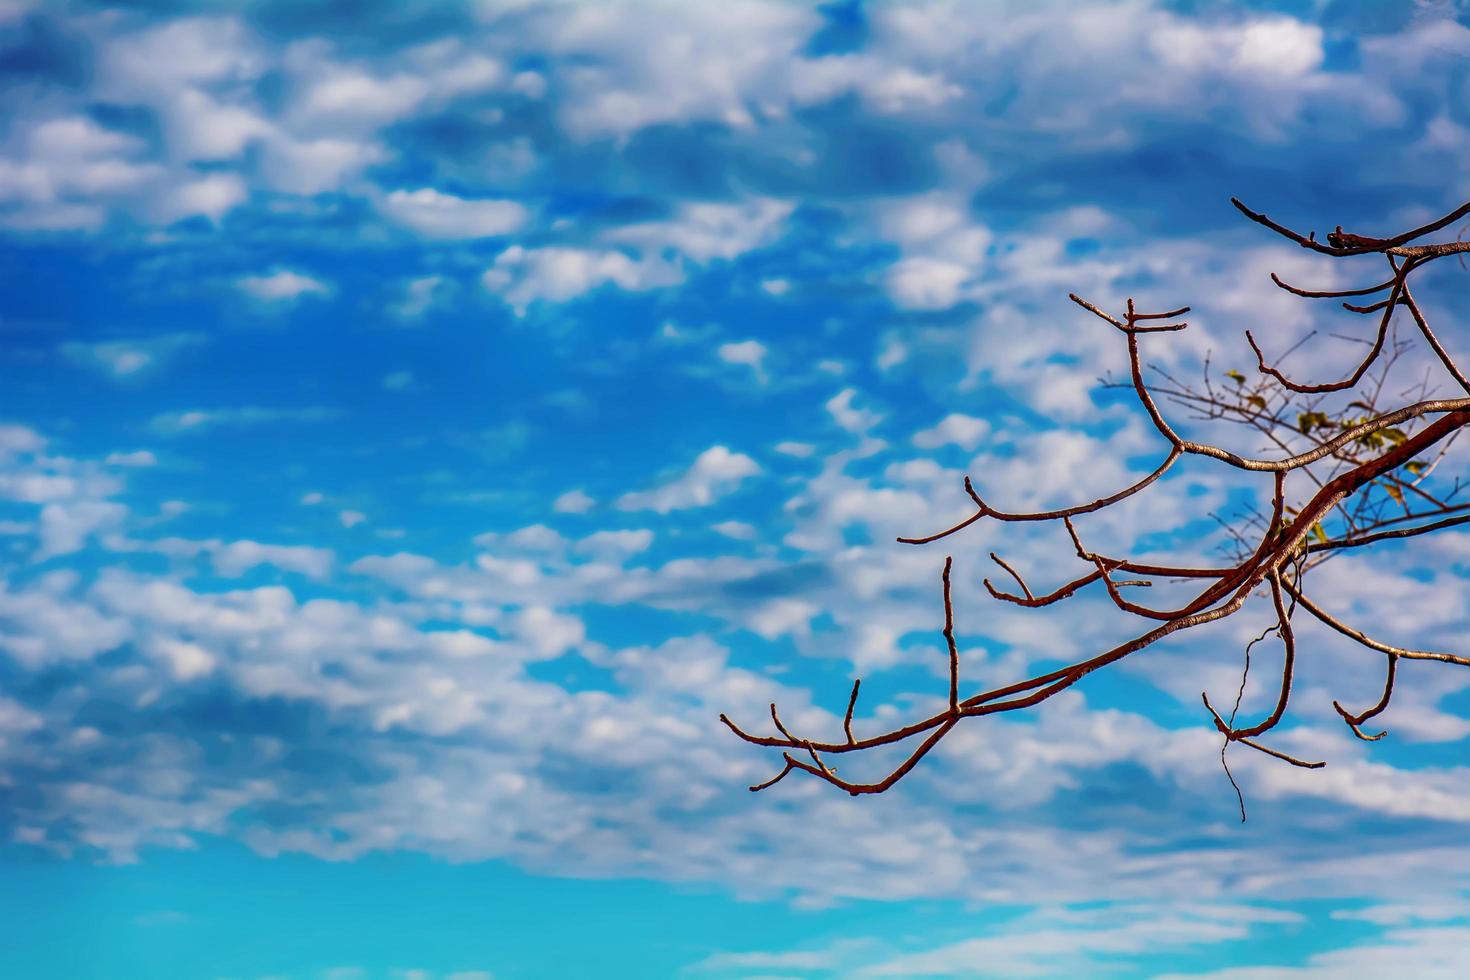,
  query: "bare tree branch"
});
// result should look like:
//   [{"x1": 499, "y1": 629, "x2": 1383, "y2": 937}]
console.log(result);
[{"x1": 724, "y1": 196, "x2": 1470, "y2": 810}]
